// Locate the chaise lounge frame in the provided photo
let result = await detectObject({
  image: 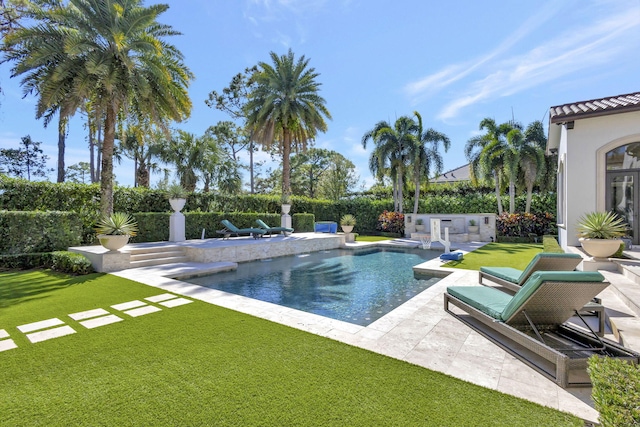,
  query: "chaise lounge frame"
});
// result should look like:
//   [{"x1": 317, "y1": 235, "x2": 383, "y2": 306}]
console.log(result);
[
  {"x1": 255, "y1": 219, "x2": 293, "y2": 237},
  {"x1": 444, "y1": 275, "x2": 640, "y2": 388},
  {"x1": 217, "y1": 220, "x2": 266, "y2": 240}
]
